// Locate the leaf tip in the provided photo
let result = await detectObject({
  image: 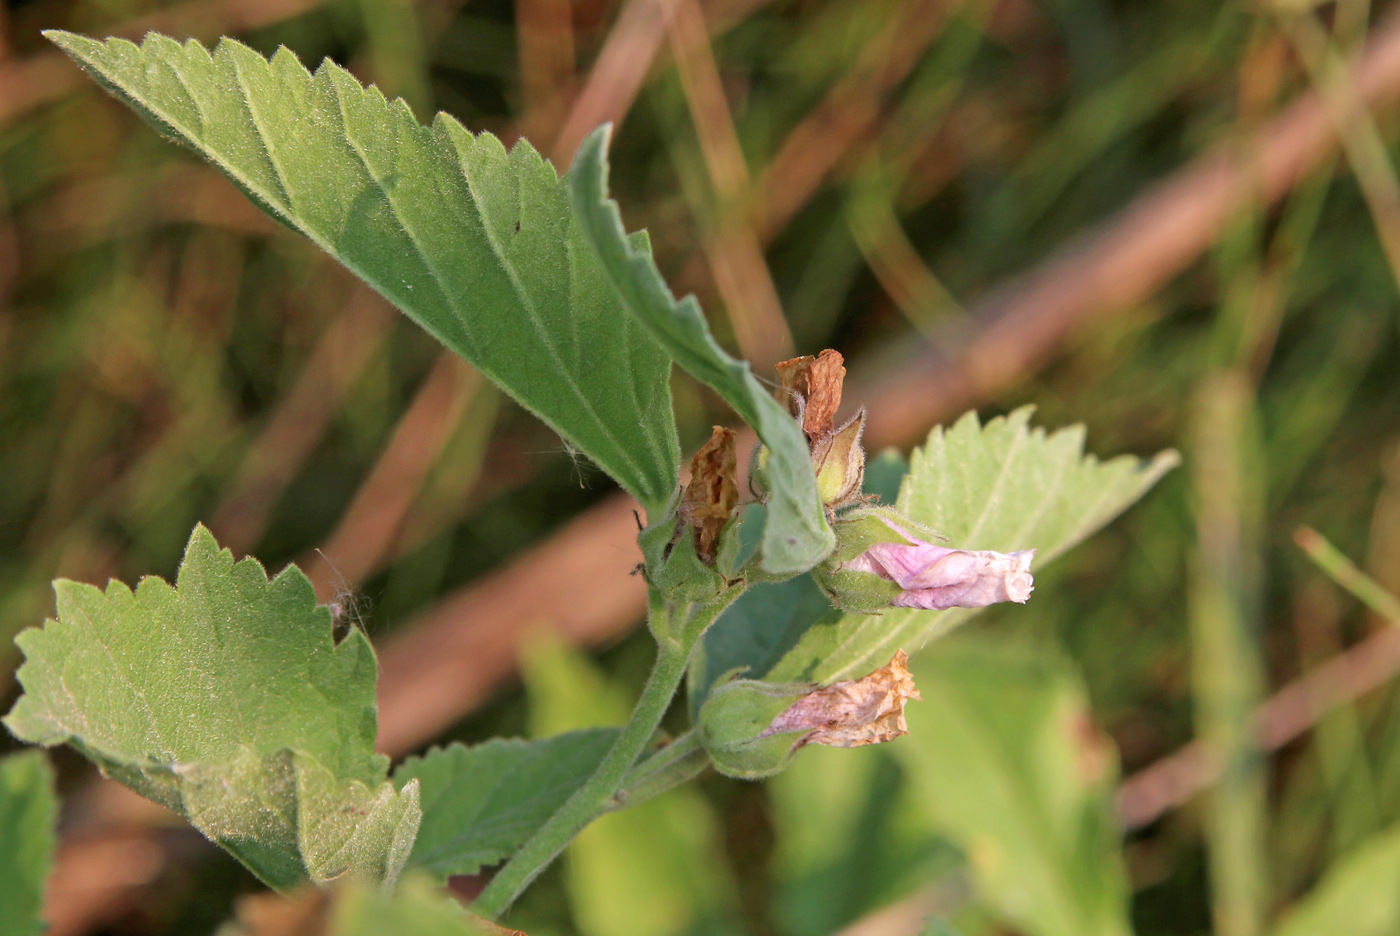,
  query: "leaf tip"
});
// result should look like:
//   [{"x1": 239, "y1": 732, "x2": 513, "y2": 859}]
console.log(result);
[
  {"x1": 569, "y1": 123, "x2": 612, "y2": 187},
  {"x1": 42, "y1": 28, "x2": 102, "y2": 63},
  {"x1": 1152, "y1": 448, "x2": 1183, "y2": 473},
  {"x1": 184, "y1": 522, "x2": 225, "y2": 563}
]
